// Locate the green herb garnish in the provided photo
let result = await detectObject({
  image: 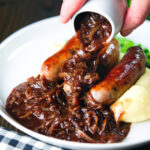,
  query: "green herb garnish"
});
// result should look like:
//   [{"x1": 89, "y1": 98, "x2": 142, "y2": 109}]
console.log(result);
[{"x1": 116, "y1": 36, "x2": 150, "y2": 68}]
